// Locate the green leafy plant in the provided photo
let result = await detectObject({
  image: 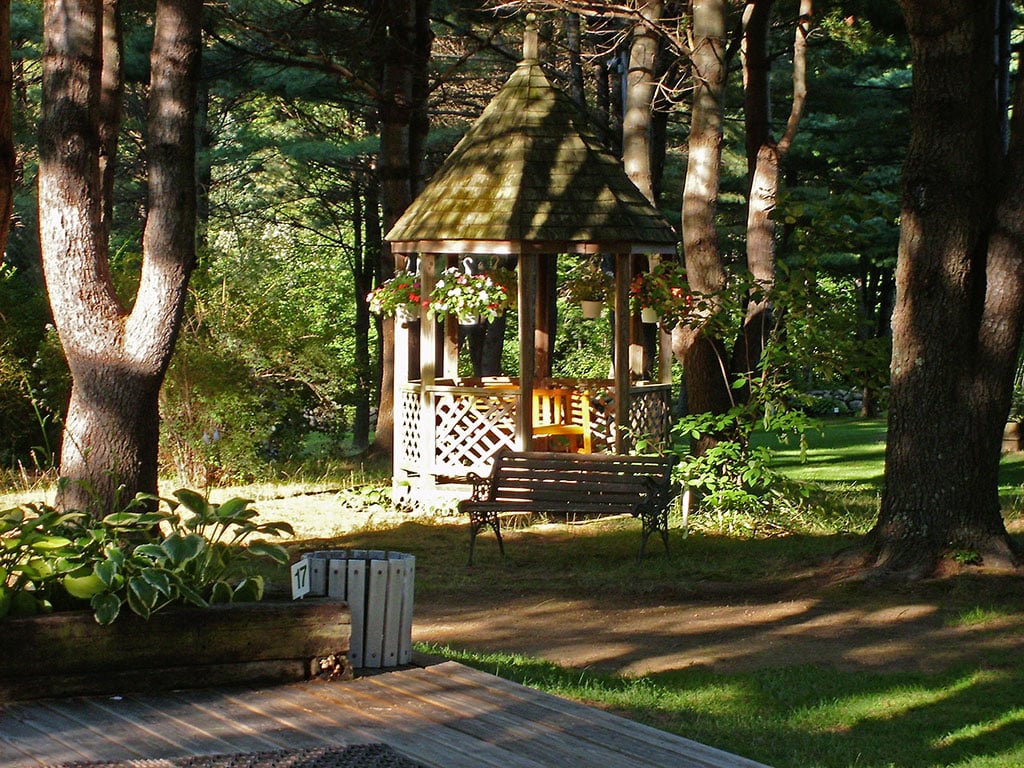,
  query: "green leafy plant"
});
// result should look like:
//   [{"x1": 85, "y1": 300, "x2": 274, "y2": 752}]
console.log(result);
[
  {"x1": 672, "y1": 400, "x2": 814, "y2": 533},
  {"x1": 669, "y1": 266, "x2": 837, "y2": 531},
  {"x1": 629, "y1": 260, "x2": 691, "y2": 327},
  {"x1": 0, "y1": 504, "x2": 84, "y2": 617},
  {"x1": 1, "y1": 490, "x2": 294, "y2": 624},
  {"x1": 560, "y1": 258, "x2": 612, "y2": 303}
]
